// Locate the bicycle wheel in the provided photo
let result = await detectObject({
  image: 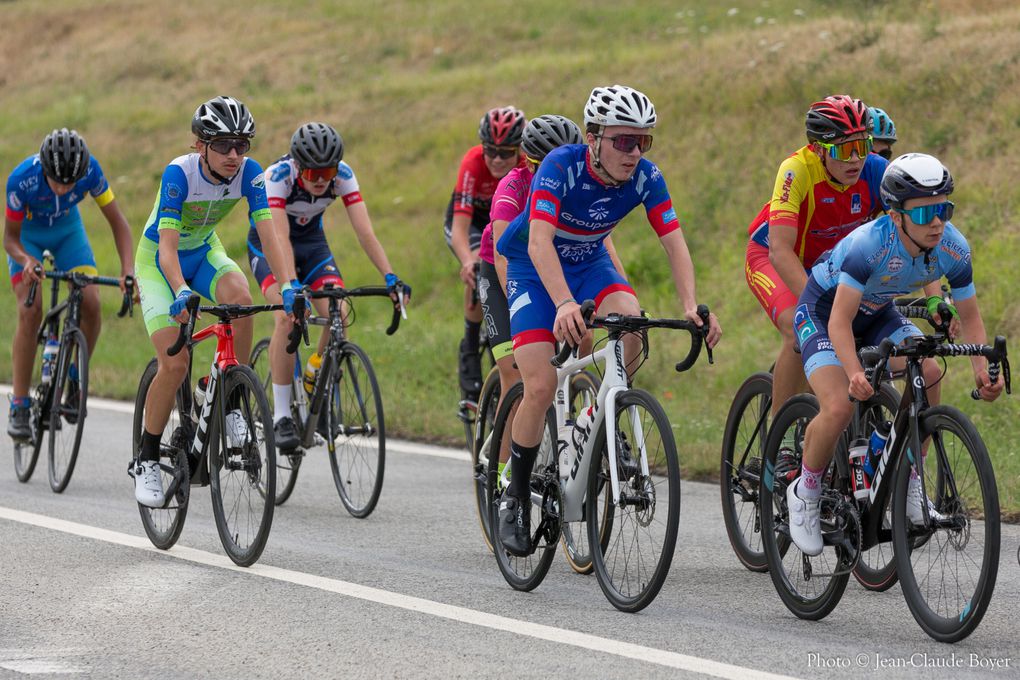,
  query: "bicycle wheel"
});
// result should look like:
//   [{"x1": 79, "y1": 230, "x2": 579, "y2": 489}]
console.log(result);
[
  {"x1": 851, "y1": 381, "x2": 901, "y2": 592},
  {"x1": 208, "y1": 365, "x2": 276, "y2": 567},
  {"x1": 472, "y1": 368, "x2": 501, "y2": 552},
  {"x1": 892, "y1": 405, "x2": 999, "y2": 643},
  {"x1": 47, "y1": 328, "x2": 88, "y2": 493},
  {"x1": 587, "y1": 388, "x2": 680, "y2": 612},
  {"x1": 488, "y1": 381, "x2": 557, "y2": 591},
  {"x1": 760, "y1": 394, "x2": 851, "y2": 620},
  {"x1": 250, "y1": 338, "x2": 301, "y2": 505},
  {"x1": 560, "y1": 369, "x2": 604, "y2": 575},
  {"x1": 133, "y1": 359, "x2": 190, "y2": 550},
  {"x1": 13, "y1": 384, "x2": 44, "y2": 483},
  {"x1": 325, "y1": 343, "x2": 385, "y2": 518},
  {"x1": 720, "y1": 372, "x2": 772, "y2": 572}
]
